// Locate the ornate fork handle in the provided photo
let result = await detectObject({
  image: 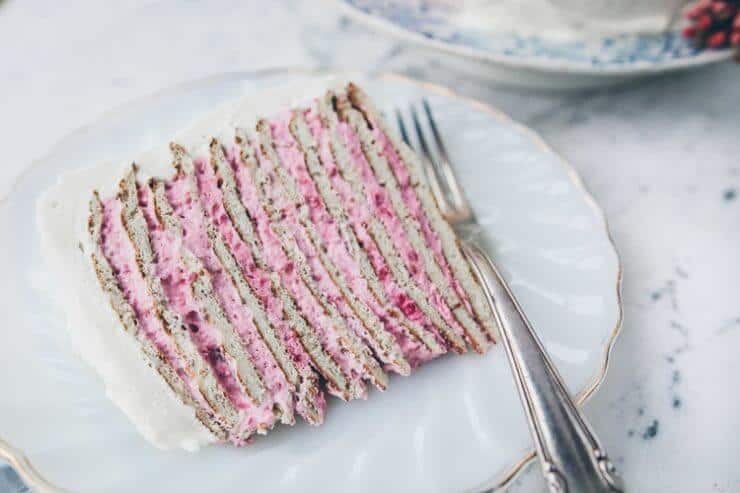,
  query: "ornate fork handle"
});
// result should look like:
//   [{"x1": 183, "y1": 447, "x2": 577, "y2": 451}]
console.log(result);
[{"x1": 463, "y1": 242, "x2": 624, "y2": 493}]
